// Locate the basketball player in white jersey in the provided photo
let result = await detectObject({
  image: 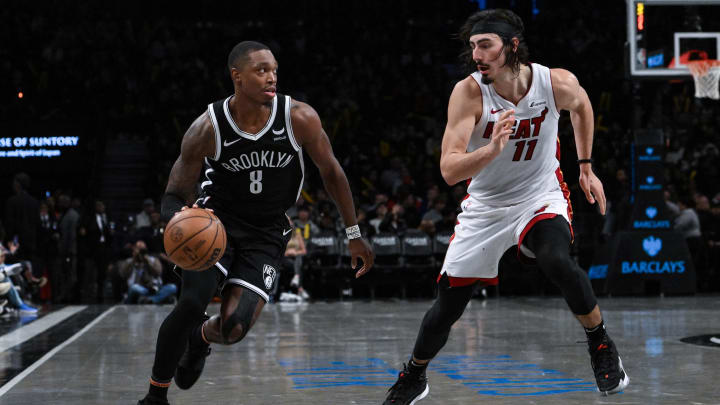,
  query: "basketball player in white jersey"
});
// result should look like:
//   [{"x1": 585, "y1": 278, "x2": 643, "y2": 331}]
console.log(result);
[{"x1": 383, "y1": 9, "x2": 628, "y2": 404}]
